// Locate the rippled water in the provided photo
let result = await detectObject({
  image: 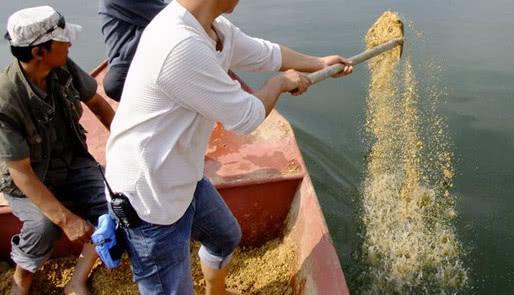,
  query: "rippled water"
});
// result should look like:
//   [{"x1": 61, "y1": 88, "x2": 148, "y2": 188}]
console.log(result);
[{"x1": 1, "y1": 0, "x2": 513, "y2": 293}]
